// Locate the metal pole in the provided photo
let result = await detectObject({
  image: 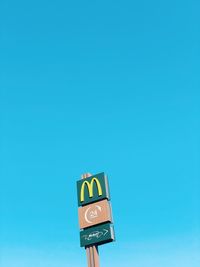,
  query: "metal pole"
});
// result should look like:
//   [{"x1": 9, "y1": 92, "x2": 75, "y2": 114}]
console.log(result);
[
  {"x1": 93, "y1": 245, "x2": 100, "y2": 267},
  {"x1": 90, "y1": 246, "x2": 95, "y2": 267},
  {"x1": 86, "y1": 247, "x2": 91, "y2": 267},
  {"x1": 81, "y1": 173, "x2": 100, "y2": 267}
]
